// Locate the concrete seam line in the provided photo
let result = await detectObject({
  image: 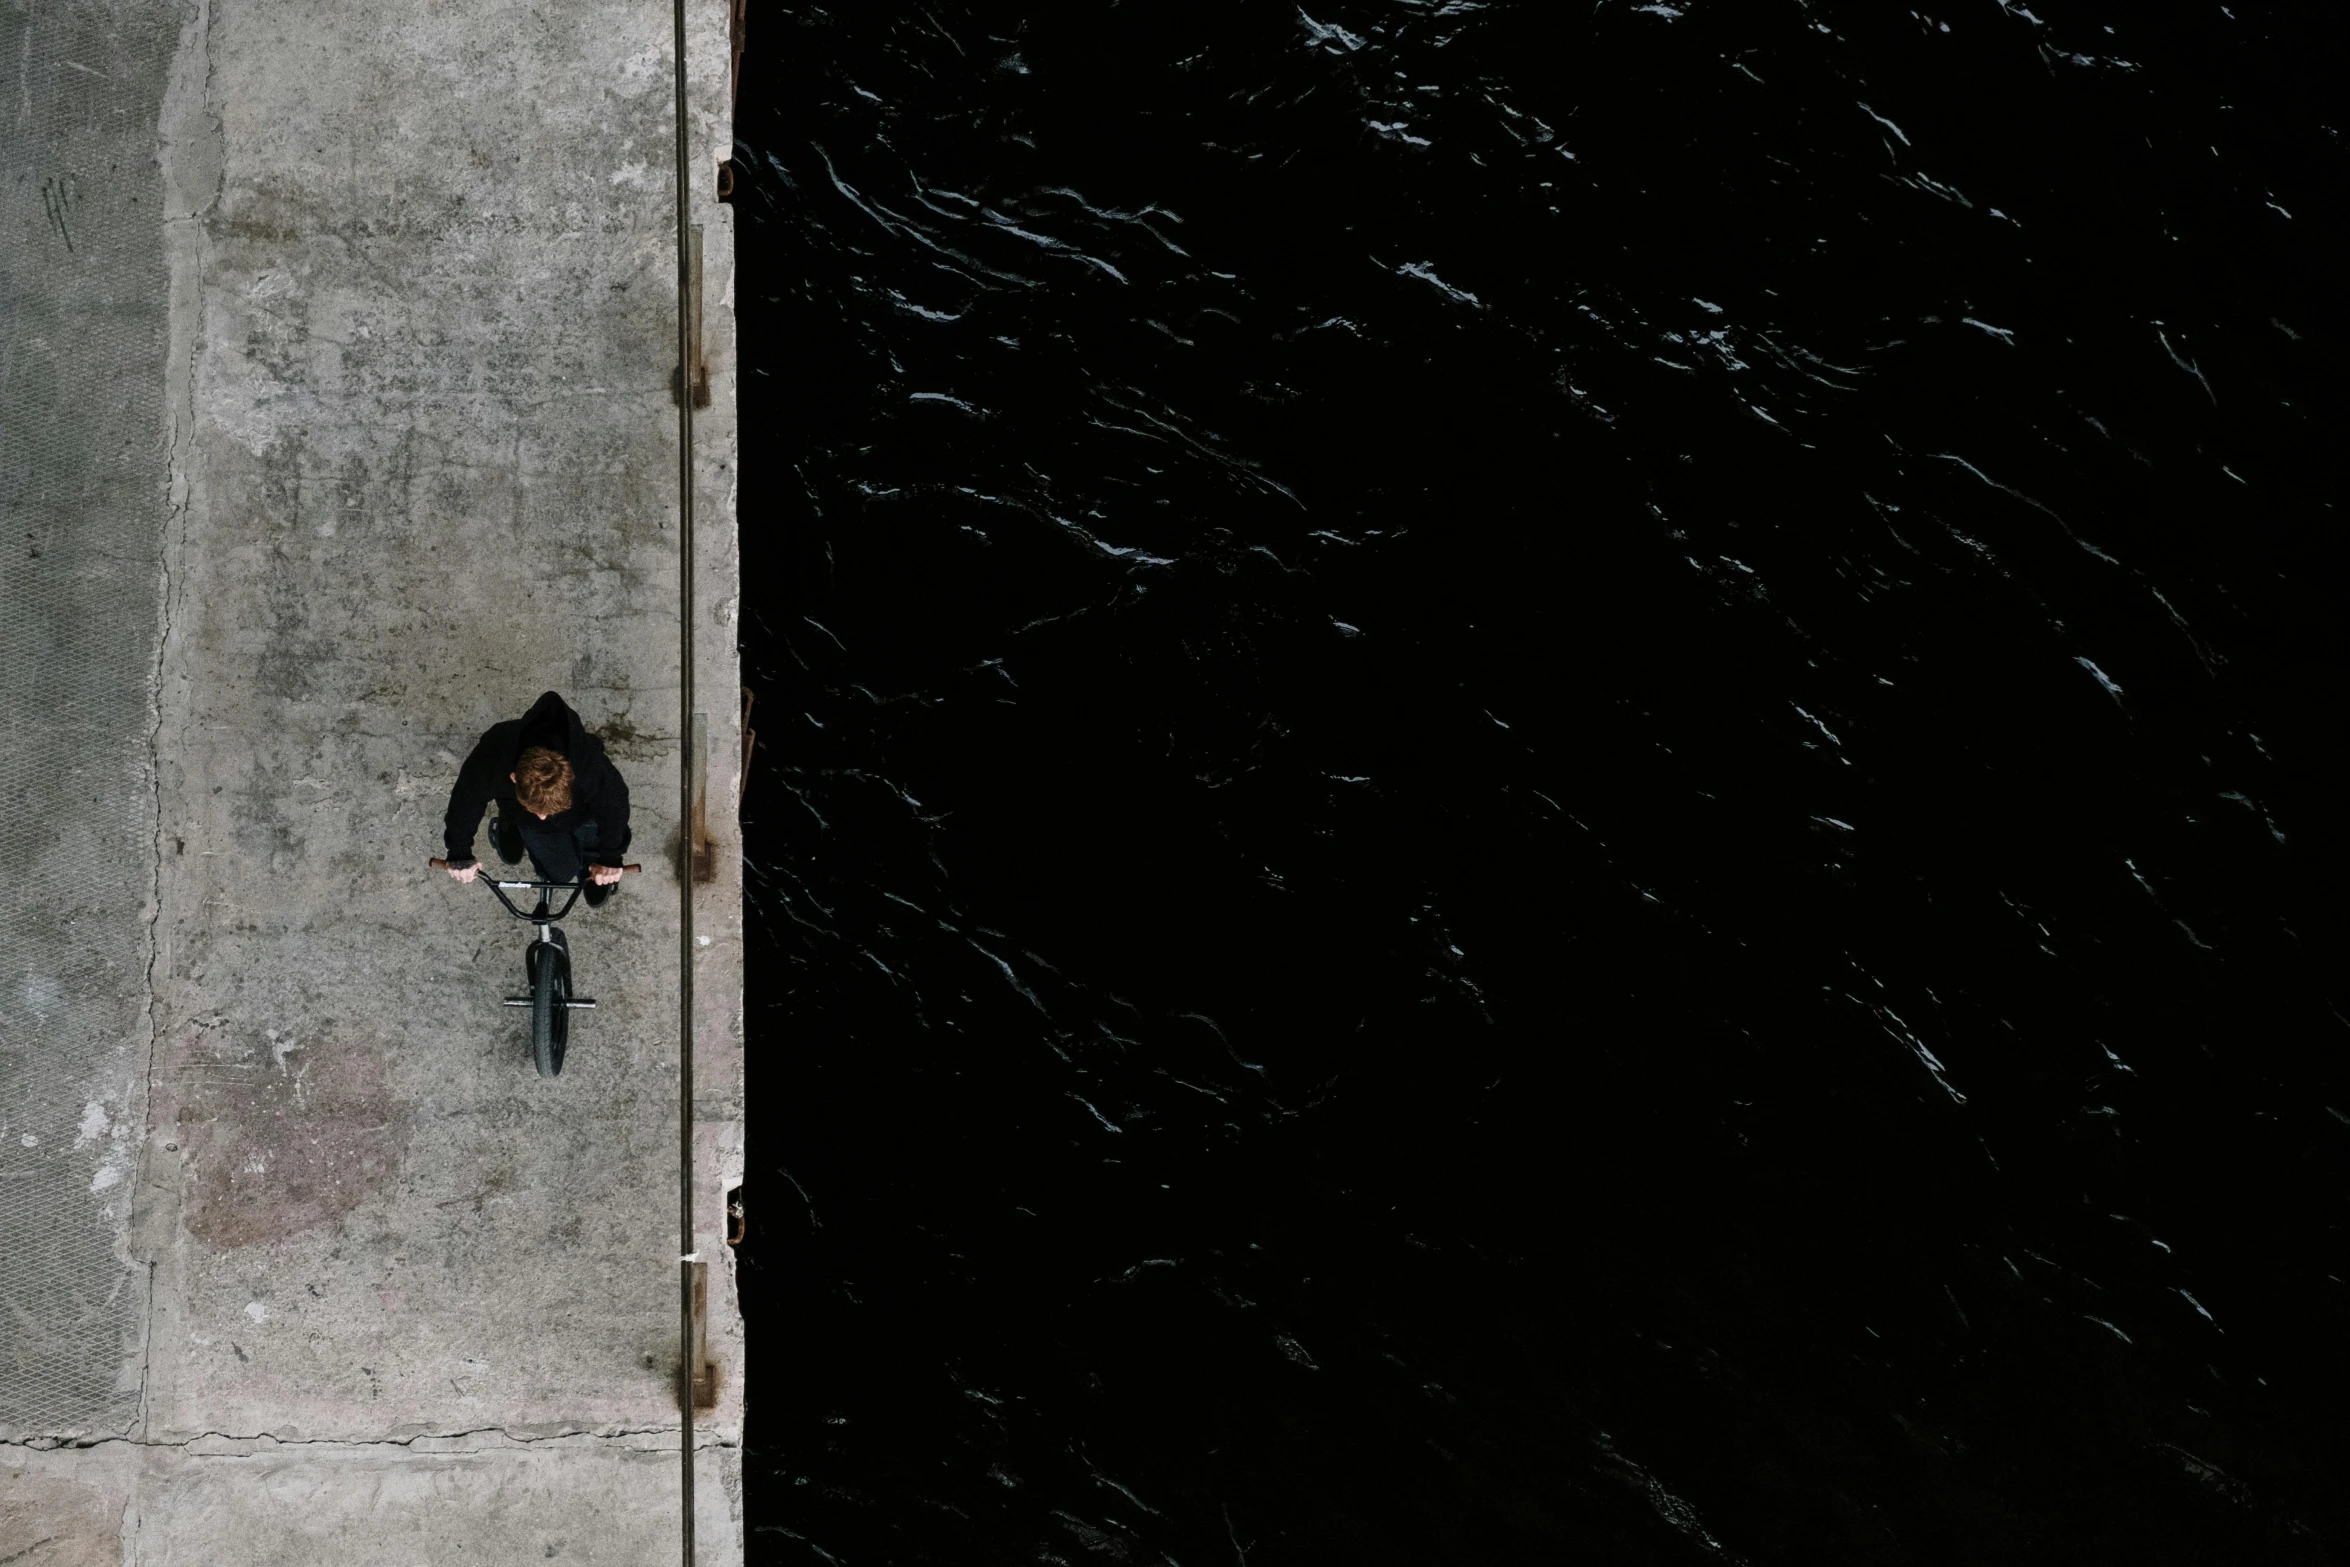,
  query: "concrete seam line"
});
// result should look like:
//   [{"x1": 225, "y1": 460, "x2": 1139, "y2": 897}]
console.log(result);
[
  {"x1": 672, "y1": 0, "x2": 699, "y2": 1558},
  {"x1": 136, "y1": 0, "x2": 218, "y2": 1453},
  {"x1": 0, "y1": 1426, "x2": 728, "y2": 1453}
]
